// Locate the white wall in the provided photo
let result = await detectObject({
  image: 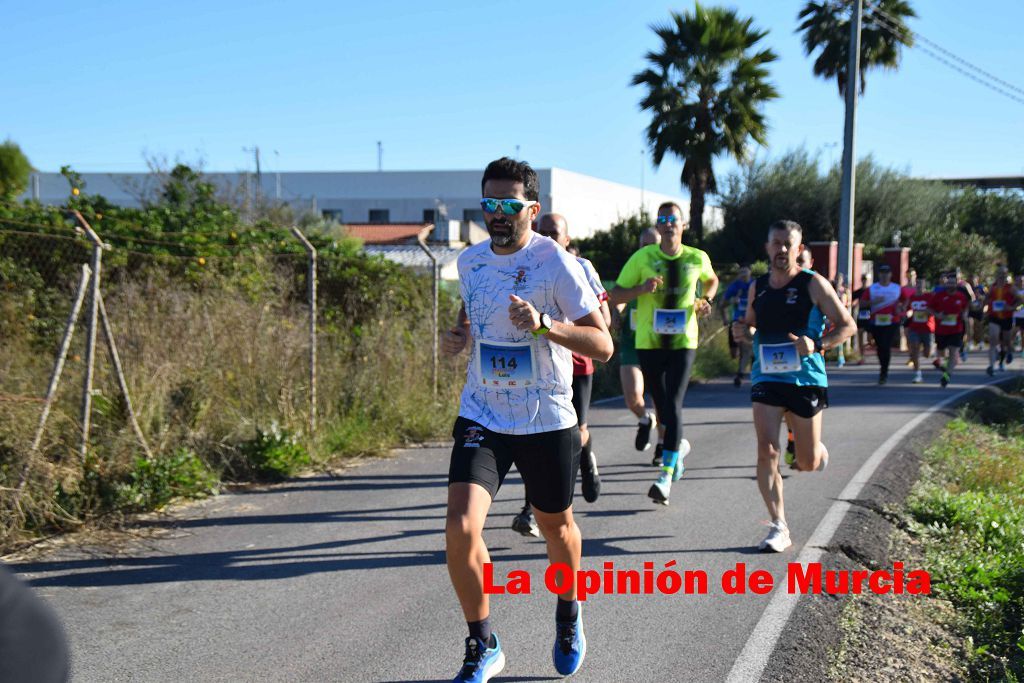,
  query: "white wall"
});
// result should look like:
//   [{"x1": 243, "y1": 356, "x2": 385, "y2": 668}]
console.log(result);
[{"x1": 20, "y1": 168, "x2": 720, "y2": 238}]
